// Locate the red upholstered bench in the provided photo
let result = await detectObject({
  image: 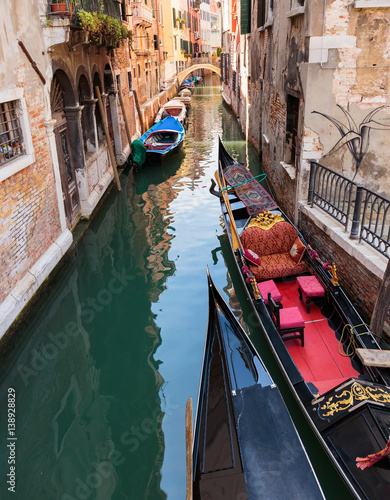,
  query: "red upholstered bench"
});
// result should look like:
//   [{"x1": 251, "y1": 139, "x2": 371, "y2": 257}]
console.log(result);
[
  {"x1": 257, "y1": 280, "x2": 282, "y2": 305},
  {"x1": 296, "y1": 275, "x2": 325, "y2": 313},
  {"x1": 241, "y1": 221, "x2": 306, "y2": 281}
]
